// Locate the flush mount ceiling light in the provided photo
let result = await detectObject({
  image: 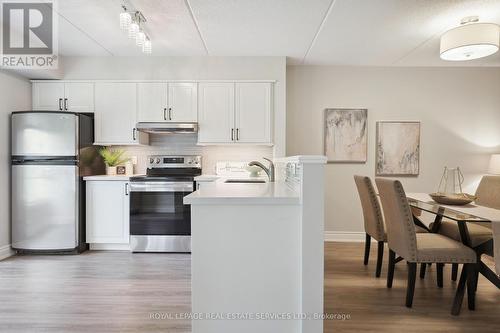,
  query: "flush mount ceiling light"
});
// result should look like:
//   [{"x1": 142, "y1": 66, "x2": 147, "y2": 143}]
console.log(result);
[
  {"x1": 120, "y1": 3, "x2": 152, "y2": 54},
  {"x1": 440, "y1": 16, "x2": 500, "y2": 61}
]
